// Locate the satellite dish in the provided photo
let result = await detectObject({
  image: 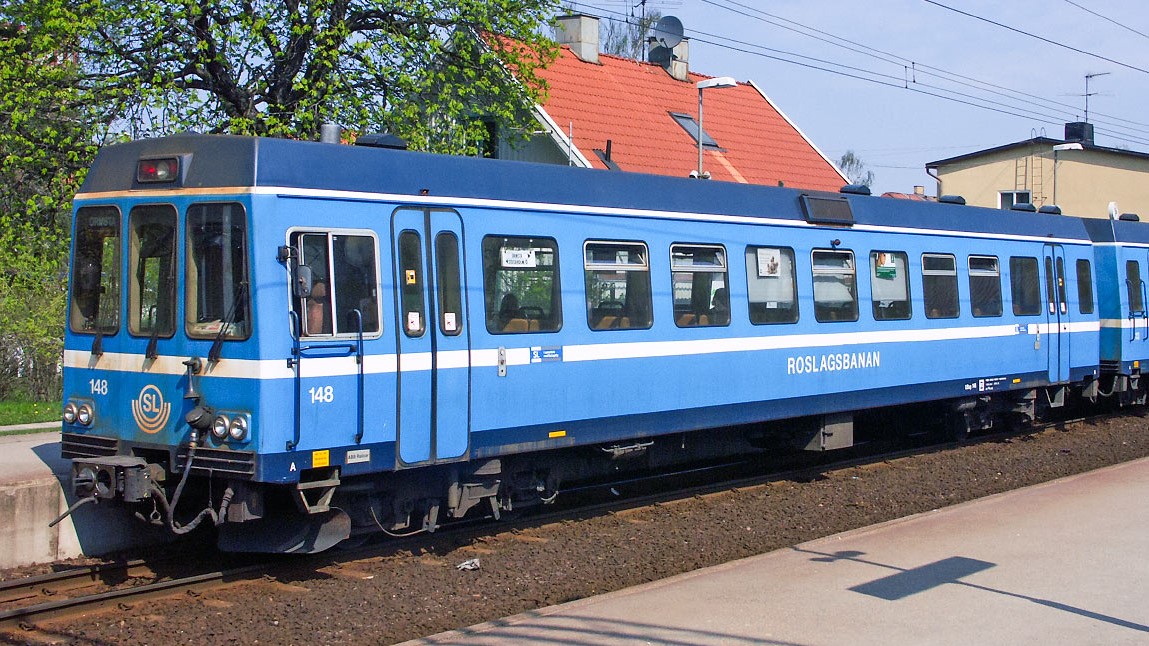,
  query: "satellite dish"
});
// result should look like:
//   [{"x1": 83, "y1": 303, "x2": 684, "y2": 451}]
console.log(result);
[{"x1": 651, "y1": 15, "x2": 684, "y2": 50}]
